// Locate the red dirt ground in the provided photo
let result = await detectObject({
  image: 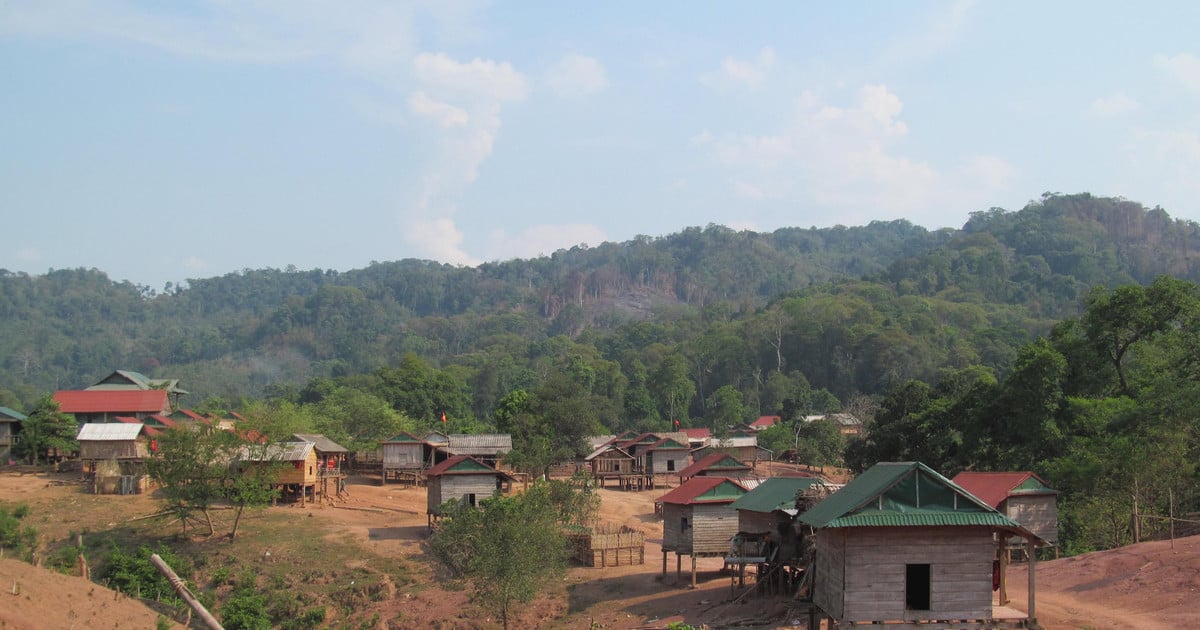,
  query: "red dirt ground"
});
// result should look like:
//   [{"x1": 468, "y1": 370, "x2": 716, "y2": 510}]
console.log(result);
[{"x1": 2, "y1": 465, "x2": 1199, "y2": 629}]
